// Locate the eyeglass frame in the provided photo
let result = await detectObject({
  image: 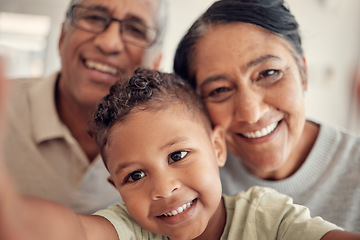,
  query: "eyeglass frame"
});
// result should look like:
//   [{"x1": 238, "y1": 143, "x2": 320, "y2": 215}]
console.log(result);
[{"x1": 66, "y1": 4, "x2": 159, "y2": 48}]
